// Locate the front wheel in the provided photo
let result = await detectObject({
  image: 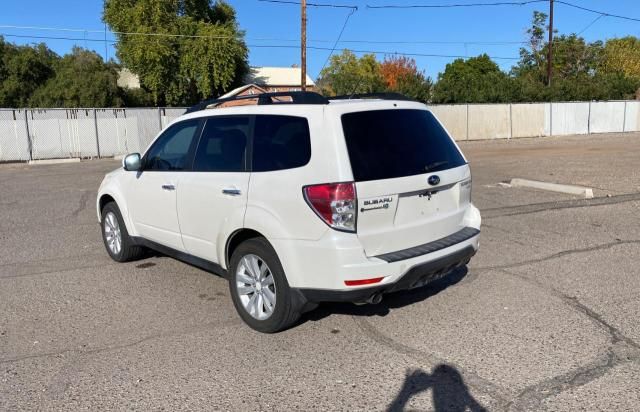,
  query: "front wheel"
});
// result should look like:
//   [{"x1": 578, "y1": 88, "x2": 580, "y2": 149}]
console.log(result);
[
  {"x1": 101, "y1": 202, "x2": 144, "y2": 262},
  {"x1": 229, "y1": 238, "x2": 301, "y2": 333}
]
